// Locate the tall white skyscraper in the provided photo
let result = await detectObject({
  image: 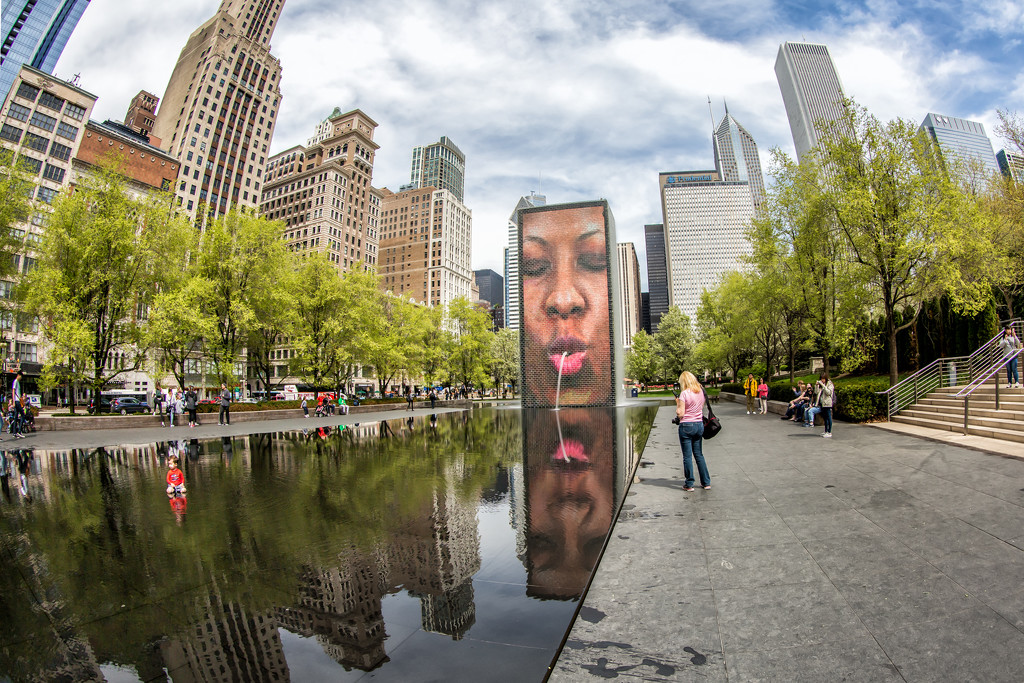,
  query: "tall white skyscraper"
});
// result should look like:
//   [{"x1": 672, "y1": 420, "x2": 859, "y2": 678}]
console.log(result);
[
  {"x1": 504, "y1": 191, "x2": 545, "y2": 330},
  {"x1": 774, "y1": 41, "x2": 847, "y2": 161},
  {"x1": 616, "y1": 243, "x2": 642, "y2": 349},
  {"x1": 713, "y1": 108, "x2": 765, "y2": 210},
  {"x1": 659, "y1": 171, "x2": 755, "y2": 322}
]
